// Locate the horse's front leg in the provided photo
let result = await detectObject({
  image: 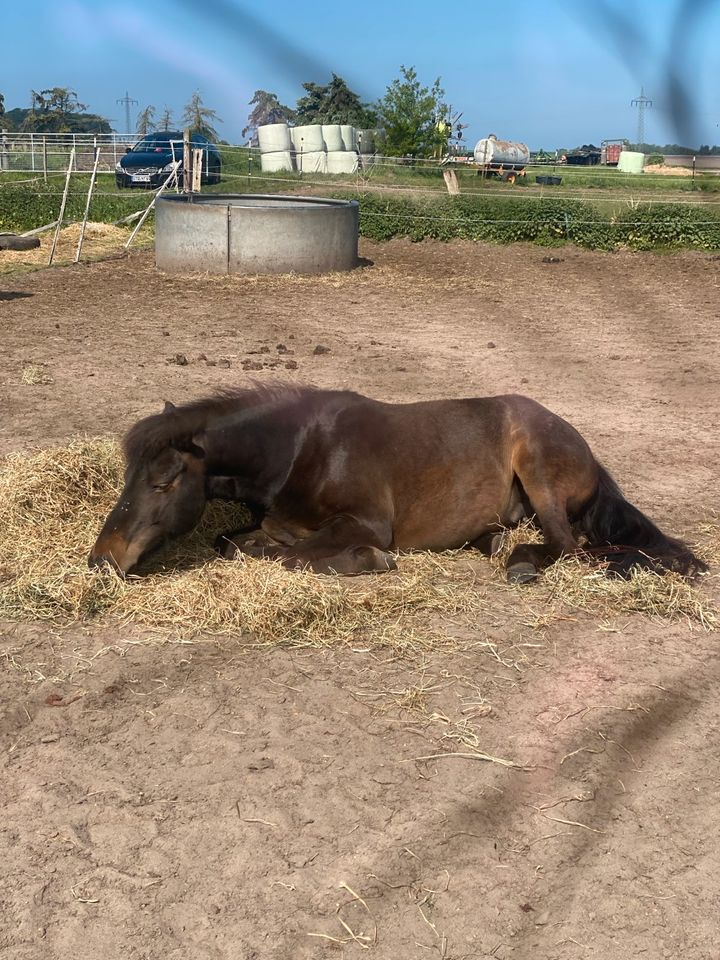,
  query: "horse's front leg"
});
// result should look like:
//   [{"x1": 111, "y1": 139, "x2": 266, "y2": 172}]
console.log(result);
[
  {"x1": 215, "y1": 527, "x2": 277, "y2": 559},
  {"x1": 222, "y1": 515, "x2": 397, "y2": 576}
]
